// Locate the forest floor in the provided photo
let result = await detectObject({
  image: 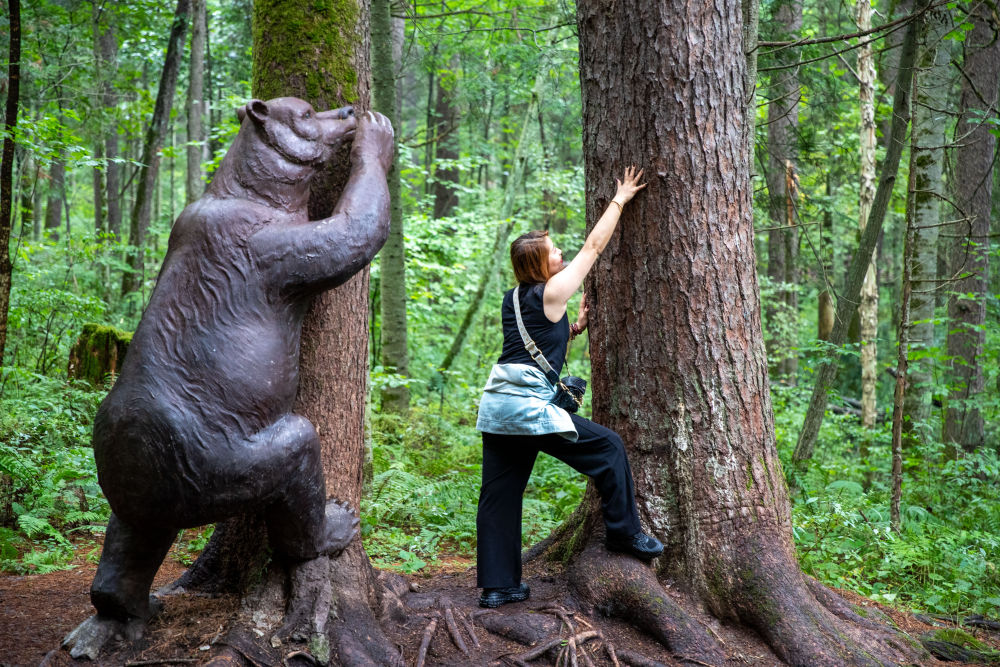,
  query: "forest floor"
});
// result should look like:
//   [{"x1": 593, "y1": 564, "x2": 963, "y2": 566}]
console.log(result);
[{"x1": 1, "y1": 538, "x2": 998, "y2": 667}]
